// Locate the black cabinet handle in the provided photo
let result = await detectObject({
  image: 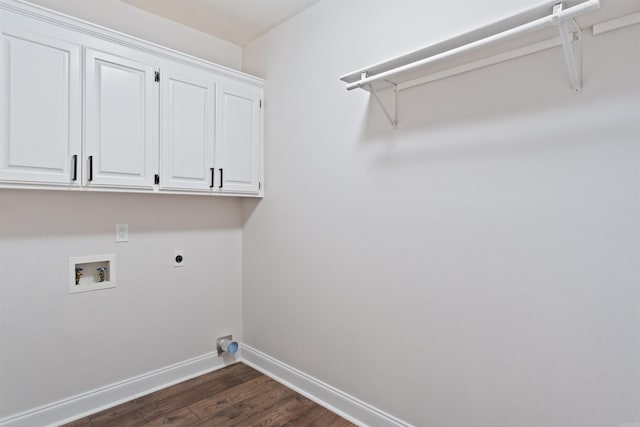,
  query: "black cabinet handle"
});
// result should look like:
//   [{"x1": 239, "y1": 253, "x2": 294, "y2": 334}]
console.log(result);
[
  {"x1": 219, "y1": 168, "x2": 223, "y2": 189},
  {"x1": 210, "y1": 168, "x2": 215, "y2": 188},
  {"x1": 72, "y1": 155, "x2": 77, "y2": 181},
  {"x1": 88, "y1": 156, "x2": 93, "y2": 182}
]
